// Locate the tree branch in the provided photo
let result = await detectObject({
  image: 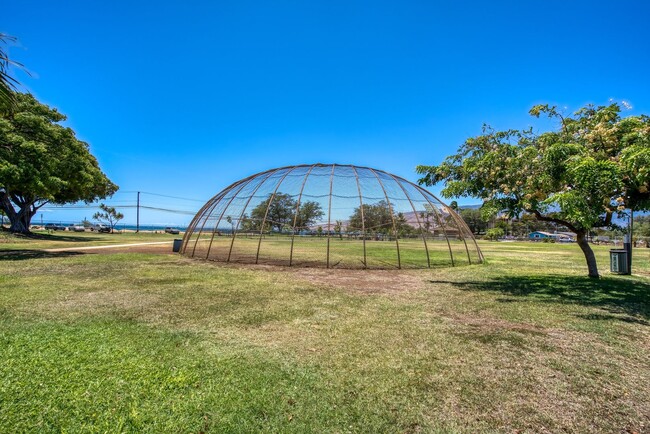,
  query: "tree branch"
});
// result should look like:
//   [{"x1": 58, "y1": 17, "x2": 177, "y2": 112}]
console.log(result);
[
  {"x1": 529, "y1": 209, "x2": 580, "y2": 233},
  {"x1": 10, "y1": 193, "x2": 23, "y2": 206},
  {"x1": 33, "y1": 200, "x2": 48, "y2": 211}
]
